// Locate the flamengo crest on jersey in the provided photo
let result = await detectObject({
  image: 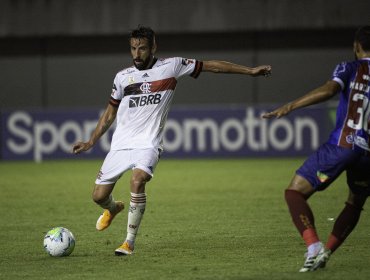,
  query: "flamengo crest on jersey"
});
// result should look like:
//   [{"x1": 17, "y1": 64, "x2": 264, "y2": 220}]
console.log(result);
[
  {"x1": 329, "y1": 58, "x2": 370, "y2": 153},
  {"x1": 108, "y1": 57, "x2": 202, "y2": 151}
]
